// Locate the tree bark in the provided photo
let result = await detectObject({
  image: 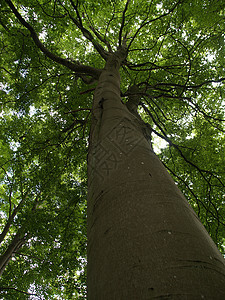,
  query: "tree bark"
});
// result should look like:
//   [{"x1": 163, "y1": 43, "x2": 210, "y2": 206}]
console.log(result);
[
  {"x1": 0, "y1": 231, "x2": 27, "y2": 277},
  {"x1": 87, "y1": 51, "x2": 225, "y2": 299},
  {"x1": 0, "y1": 197, "x2": 27, "y2": 245}
]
